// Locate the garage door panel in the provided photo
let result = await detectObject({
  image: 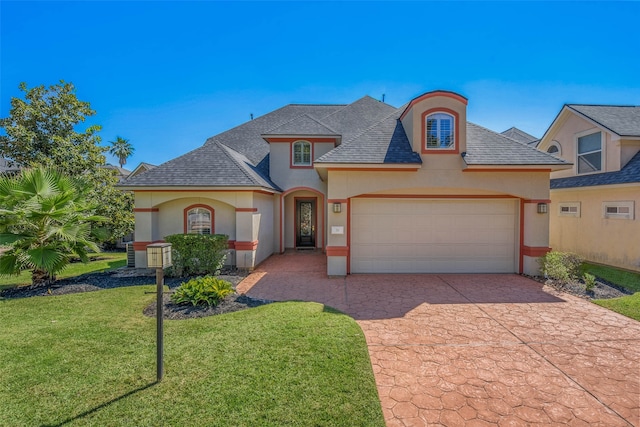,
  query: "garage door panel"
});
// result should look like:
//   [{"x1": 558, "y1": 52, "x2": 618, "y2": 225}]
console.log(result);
[{"x1": 351, "y1": 199, "x2": 516, "y2": 273}]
